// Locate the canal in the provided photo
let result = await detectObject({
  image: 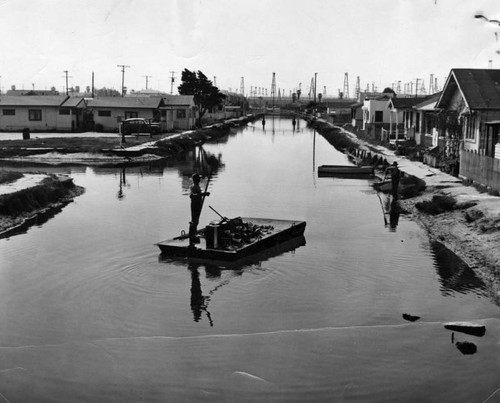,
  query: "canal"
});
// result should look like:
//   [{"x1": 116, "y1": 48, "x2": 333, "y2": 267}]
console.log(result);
[{"x1": 1, "y1": 117, "x2": 500, "y2": 402}]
